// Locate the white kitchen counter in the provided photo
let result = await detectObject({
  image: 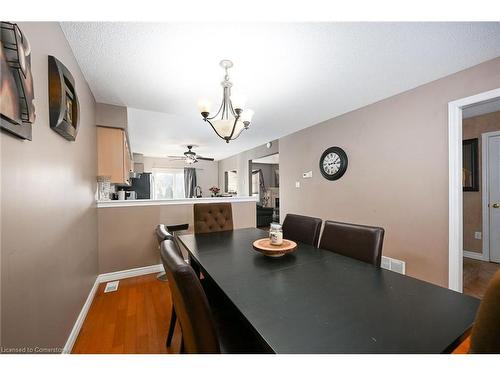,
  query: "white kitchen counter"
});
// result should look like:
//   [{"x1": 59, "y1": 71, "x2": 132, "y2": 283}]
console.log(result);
[{"x1": 97, "y1": 196, "x2": 258, "y2": 208}]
